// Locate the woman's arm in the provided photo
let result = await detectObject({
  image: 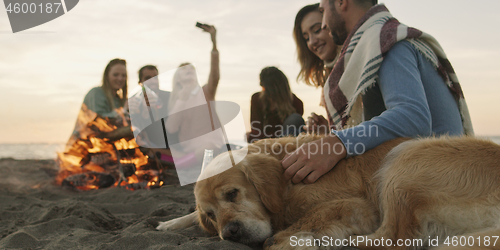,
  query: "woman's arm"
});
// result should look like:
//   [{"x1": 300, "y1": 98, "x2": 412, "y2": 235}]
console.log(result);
[{"x1": 198, "y1": 24, "x2": 219, "y2": 102}]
